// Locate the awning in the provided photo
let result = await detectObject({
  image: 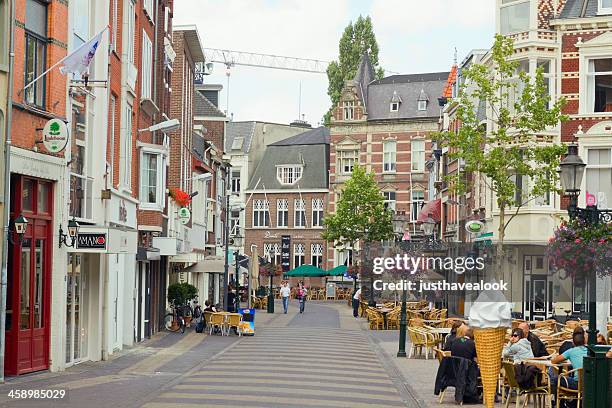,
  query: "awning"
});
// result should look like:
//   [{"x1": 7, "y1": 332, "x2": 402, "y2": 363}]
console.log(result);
[
  {"x1": 417, "y1": 198, "x2": 442, "y2": 222},
  {"x1": 169, "y1": 253, "x2": 199, "y2": 263},
  {"x1": 136, "y1": 246, "x2": 161, "y2": 261},
  {"x1": 326, "y1": 265, "x2": 348, "y2": 276},
  {"x1": 284, "y1": 265, "x2": 327, "y2": 277},
  {"x1": 181, "y1": 256, "x2": 225, "y2": 273}
]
